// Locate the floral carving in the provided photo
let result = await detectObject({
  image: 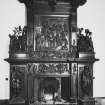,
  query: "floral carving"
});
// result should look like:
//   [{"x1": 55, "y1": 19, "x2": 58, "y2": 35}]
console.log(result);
[
  {"x1": 77, "y1": 28, "x2": 94, "y2": 52},
  {"x1": 27, "y1": 63, "x2": 69, "y2": 74},
  {"x1": 9, "y1": 26, "x2": 27, "y2": 53}
]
